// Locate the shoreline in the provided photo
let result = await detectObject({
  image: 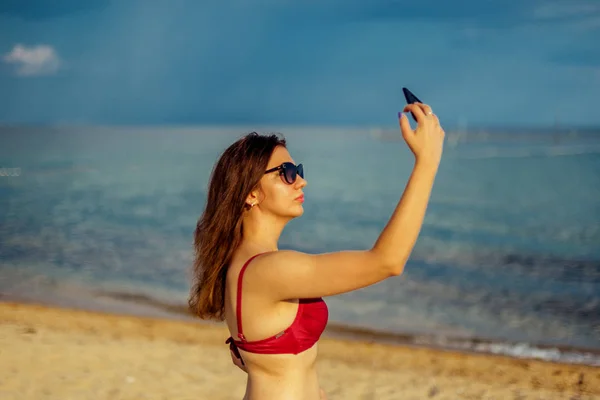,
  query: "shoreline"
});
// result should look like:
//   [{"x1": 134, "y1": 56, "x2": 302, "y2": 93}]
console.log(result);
[
  {"x1": 1, "y1": 300, "x2": 599, "y2": 399},
  {"x1": 3, "y1": 288, "x2": 599, "y2": 368},
  {"x1": 7, "y1": 286, "x2": 600, "y2": 368}
]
